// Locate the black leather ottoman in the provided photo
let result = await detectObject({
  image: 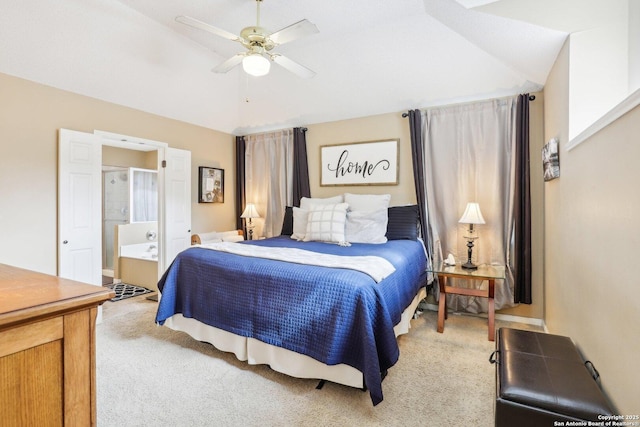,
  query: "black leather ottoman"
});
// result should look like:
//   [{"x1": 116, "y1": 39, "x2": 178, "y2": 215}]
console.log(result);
[{"x1": 493, "y1": 328, "x2": 613, "y2": 427}]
